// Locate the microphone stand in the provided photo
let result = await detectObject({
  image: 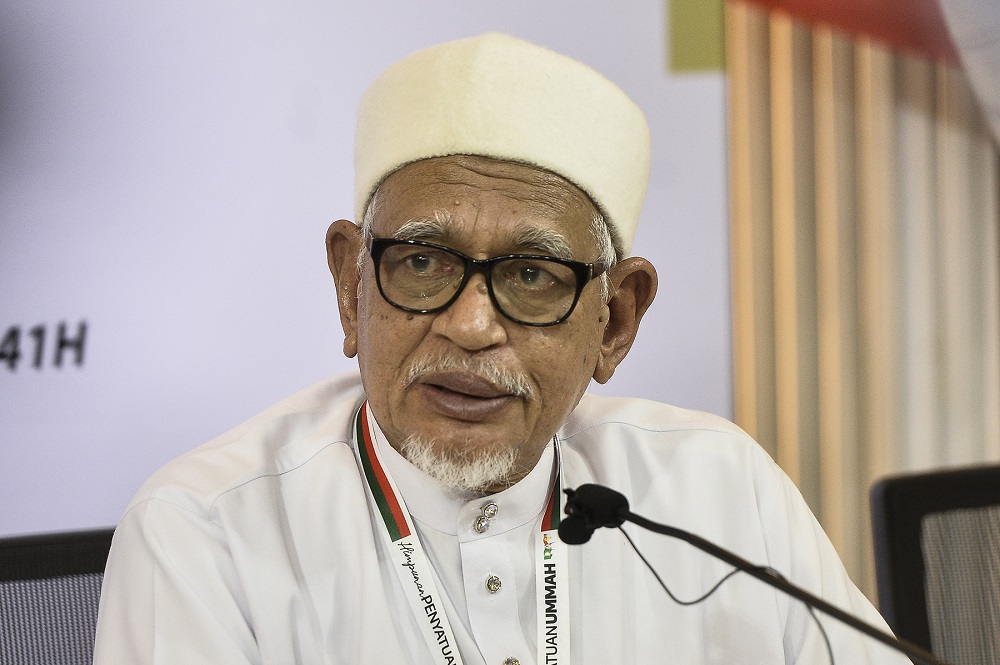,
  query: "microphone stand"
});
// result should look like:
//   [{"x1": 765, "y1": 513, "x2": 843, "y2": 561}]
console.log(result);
[{"x1": 561, "y1": 484, "x2": 950, "y2": 665}]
